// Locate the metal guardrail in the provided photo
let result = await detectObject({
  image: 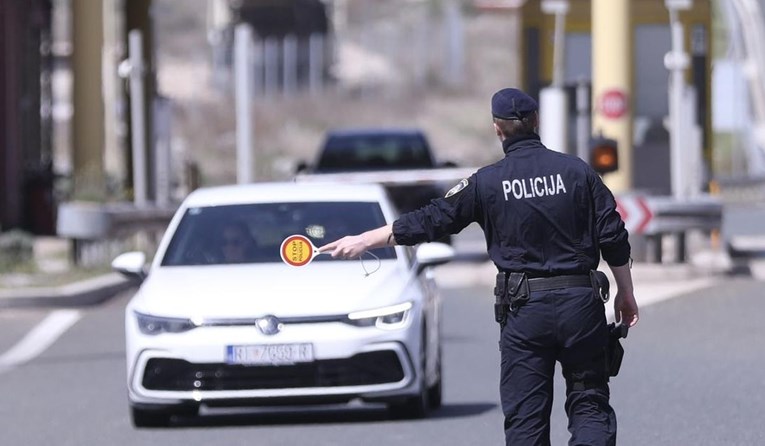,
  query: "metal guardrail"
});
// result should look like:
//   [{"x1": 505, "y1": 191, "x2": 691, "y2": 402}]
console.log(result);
[
  {"x1": 643, "y1": 195, "x2": 723, "y2": 235},
  {"x1": 716, "y1": 176, "x2": 765, "y2": 203},
  {"x1": 615, "y1": 194, "x2": 723, "y2": 264},
  {"x1": 57, "y1": 202, "x2": 176, "y2": 240},
  {"x1": 54, "y1": 190, "x2": 725, "y2": 266},
  {"x1": 56, "y1": 202, "x2": 177, "y2": 265},
  {"x1": 709, "y1": 177, "x2": 765, "y2": 272},
  {"x1": 720, "y1": 199, "x2": 765, "y2": 272}
]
